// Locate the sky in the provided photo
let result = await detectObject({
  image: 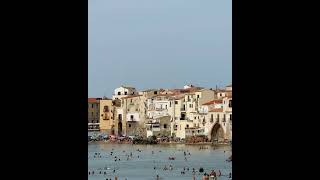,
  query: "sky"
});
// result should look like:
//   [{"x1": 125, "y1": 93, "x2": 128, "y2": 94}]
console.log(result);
[{"x1": 89, "y1": 0, "x2": 231, "y2": 97}]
